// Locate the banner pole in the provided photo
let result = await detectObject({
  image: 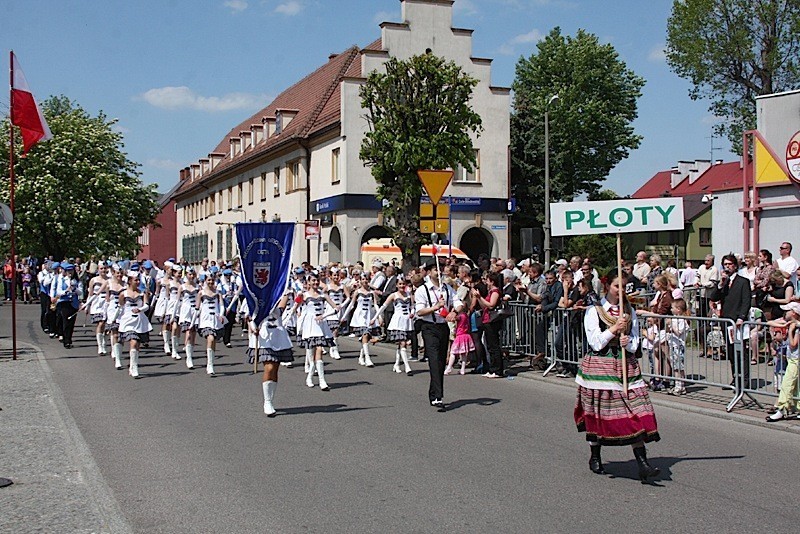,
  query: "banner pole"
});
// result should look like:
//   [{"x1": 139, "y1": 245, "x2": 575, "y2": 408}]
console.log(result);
[
  {"x1": 9, "y1": 50, "x2": 17, "y2": 361},
  {"x1": 617, "y1": 232, "x2": 627, "y2": 395}
]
